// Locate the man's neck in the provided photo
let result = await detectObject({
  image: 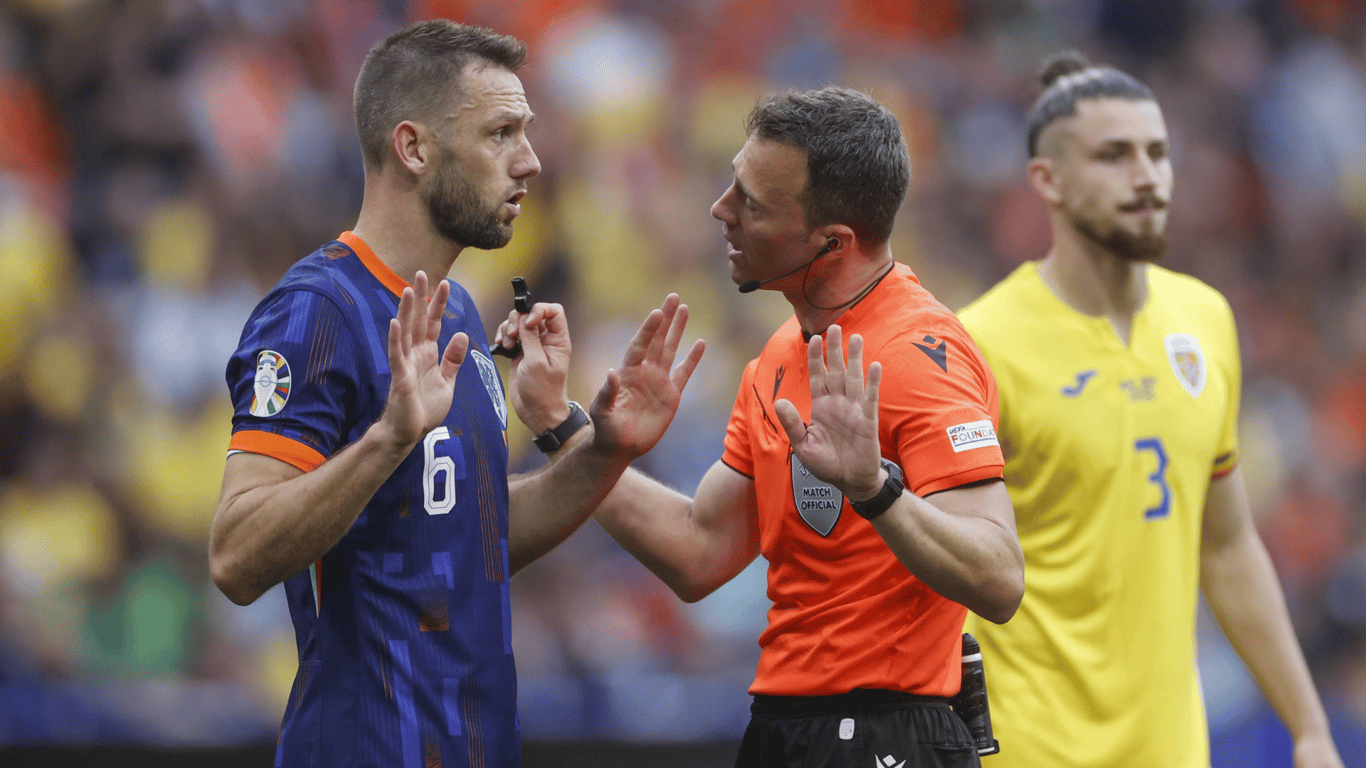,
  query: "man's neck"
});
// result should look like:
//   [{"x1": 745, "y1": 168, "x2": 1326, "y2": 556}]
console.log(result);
[
  {"x1": 351, "y1": 181, "x2": 463, "y2": 286},
  {"x1": 1037, "y1": 221, "x2": 1150, "y2": 345},
  {"x1": 789, "y1": 247, "x2": 895, "y2": 337}
]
